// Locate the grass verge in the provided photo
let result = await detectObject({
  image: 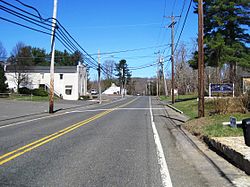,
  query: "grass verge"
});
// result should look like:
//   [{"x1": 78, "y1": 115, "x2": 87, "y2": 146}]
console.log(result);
[
  {"x1": 169, "y1": 98, "x2": 249, "y2": 138},
  {"x1": 7, "y1": 94, "x2": 54, "y2": 102}
]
